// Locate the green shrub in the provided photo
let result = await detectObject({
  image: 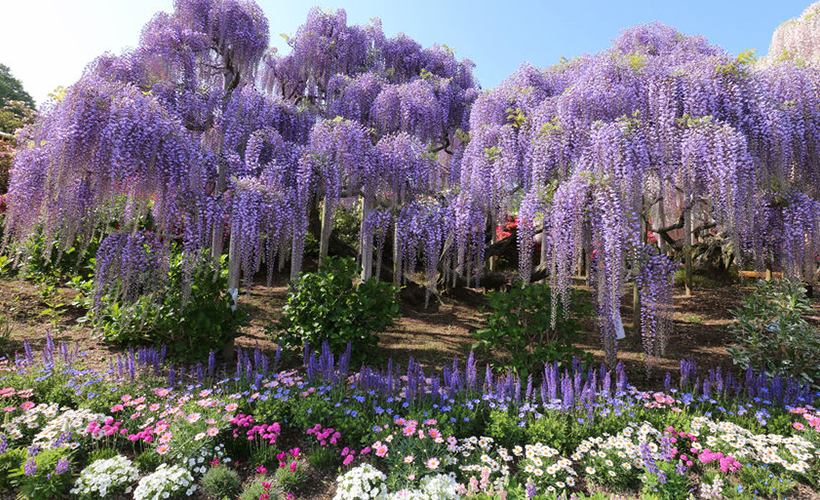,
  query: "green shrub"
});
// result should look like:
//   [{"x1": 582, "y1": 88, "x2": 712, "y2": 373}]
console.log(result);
[
  {"x1": 86, "y1": 447, "x2": 120, "y2": 464},
  {"x1": 134, "y1": 451, "x2": 162, "y2": 472},
  {"x1": 727, "y1": 279, "x2": 820, "y2": 386},
  {"x1": 8, "y1": 446, "x2": 74, "y2": 500},
  {"x1": 332, "y1": 203, "x2": 362, "y2": 249},
  {"x1": 307, "y1": 447, "x2": 338, "y2": 471},
  {"x1": 84, "y1": 250, "x2": 248, "y2": 360},
  {"x1": 0, "y1": 447, "x2": 25, "y2": 491},
  {"x1": 201, "y1": 465, "x2": 242, "y2": 499},
  {"x1": 472, "y1": 283, "x2": 593, "y2": 376},
  {"x1": 271, "y1": 256, "x2": 400, "y2": 363}
]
